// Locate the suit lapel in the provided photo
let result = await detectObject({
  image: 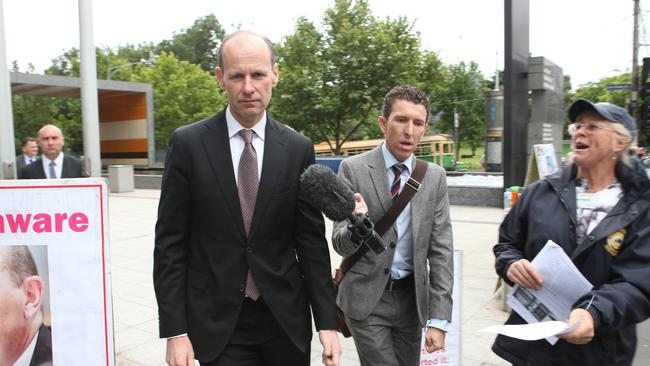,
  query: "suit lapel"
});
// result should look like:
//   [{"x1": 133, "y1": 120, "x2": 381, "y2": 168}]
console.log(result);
[
  {"x1": 367, "y1": 146, "x2": 391, "y2": 214},
  {"x1": 248, "y1": 117, "x2": 287, "y2": 240},
  {"x1": 200, "y1": 112, "x2": 247, "y2": 239},
  {"x1": 409, "y1": 159, "x2": 425, "y2": 250}
]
